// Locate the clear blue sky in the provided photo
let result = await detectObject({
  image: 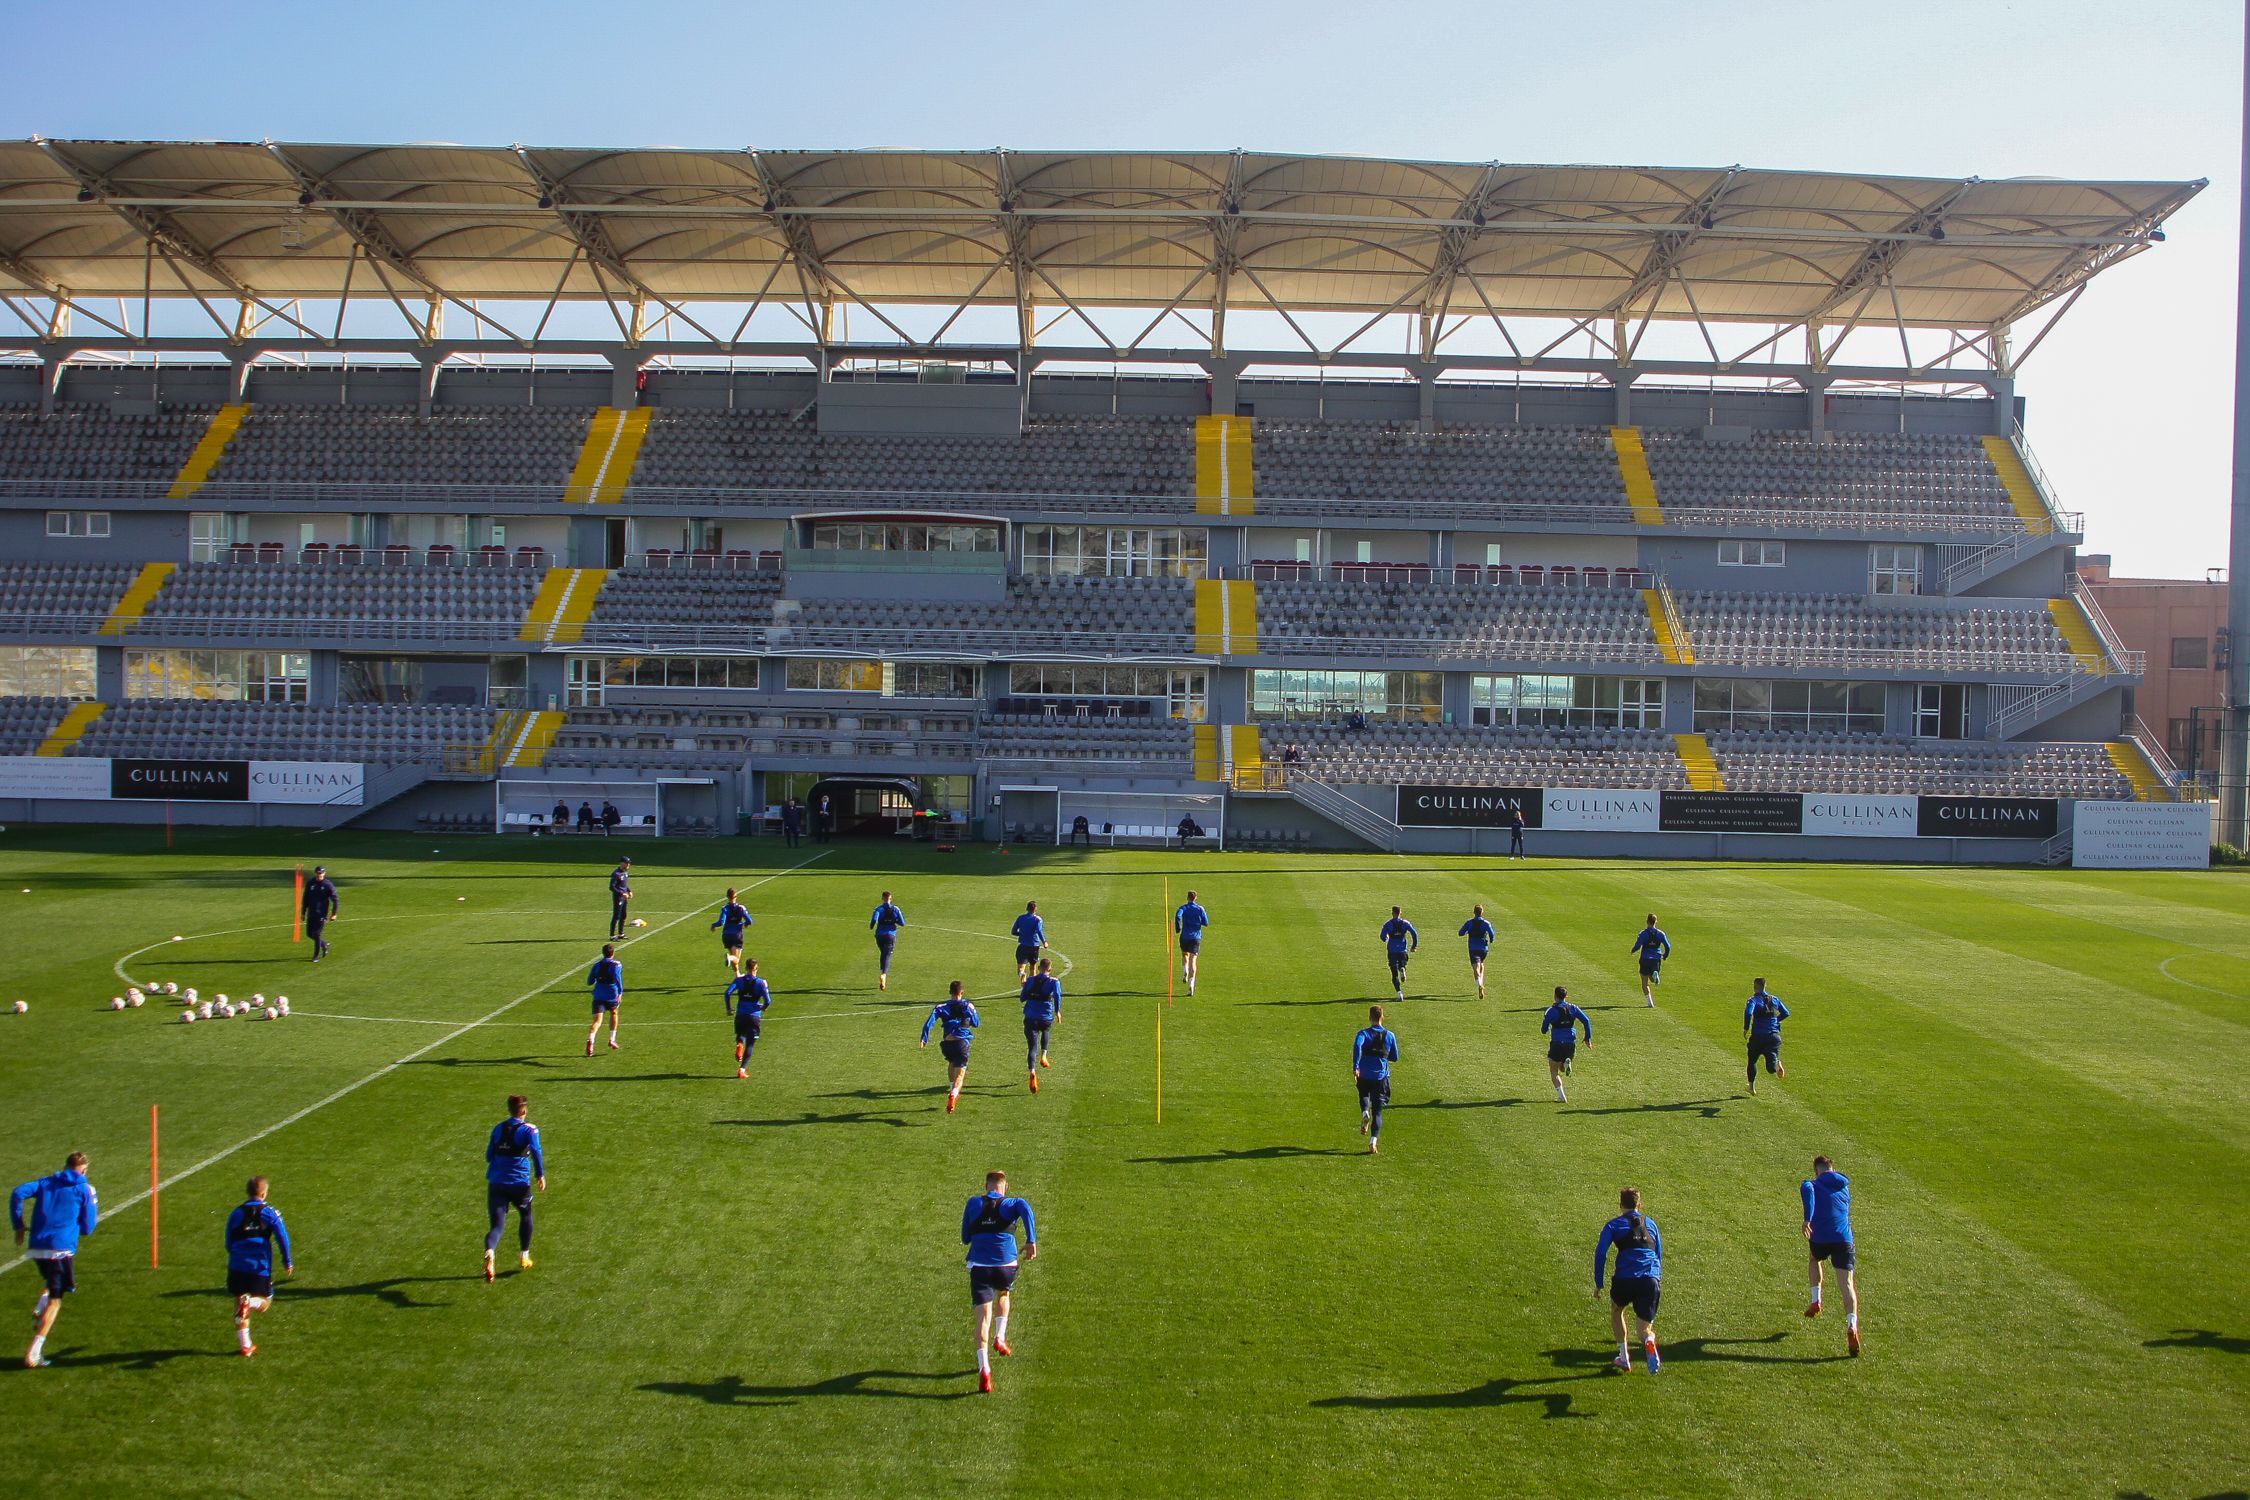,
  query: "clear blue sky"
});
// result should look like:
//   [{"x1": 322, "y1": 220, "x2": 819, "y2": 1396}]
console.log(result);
[{"x1": 5, "y1": 0, "x2": 2239, "y2": 574}]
